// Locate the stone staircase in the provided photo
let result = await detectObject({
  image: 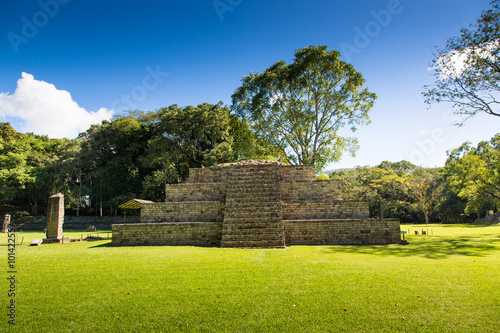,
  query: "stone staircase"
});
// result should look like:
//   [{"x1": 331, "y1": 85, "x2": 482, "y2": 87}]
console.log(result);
[{"x1": 221, "y1": 164, "x2": 285, "y2": 248}]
